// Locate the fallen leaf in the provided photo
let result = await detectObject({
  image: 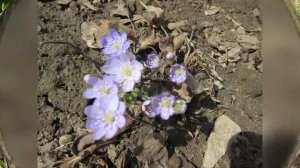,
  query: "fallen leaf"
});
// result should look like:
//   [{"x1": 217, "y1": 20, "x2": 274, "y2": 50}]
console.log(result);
[
  {"x1": 173, "y1": 33, "x2": 186, "y2": 51},
  {"x1": 115, "y1": 150, "x2": 128, "y2": 168},
  {"x1": 78, "y1": 0, "x2": 99, "y2": 11},
  {"x1": 81, "y1": 21, "x2": 99, "y2": 48},
  {"x1": 140, "y1": 1, "x2": 164, "y2": 18},
  {"x1": 57, "y1": 0, "x2": 73, "y2": 5},
  {"x1": 94, "y1": 20, "x2": 112, "y2": 48},
  {"x1": 139, "y1": 0, "x2": 164, "y2": 25},
  {"x1": 81, "y1": 19, "x2": 136, "y2": 48},
  {"x1": 110, "y1": 1, "x2": 129, "y2": 17},
  {"x1": 185, "y1": 72, "x2": 203, "y2": 94},
  {"x1": 173, "y1": 83, "x2": 193, "y2": 103},
  {"x1": 204, "y1": 6, "x2": 220, "y2": 16},
  {"x1": 168, "y1": 20, "x2": 188, "y2": 30},
  {"x1": 159, "y1": 36, "x2": 174, "y2": 52},
  {"x1": 139, "y1": 30, "x2": 161, "y2": 50}
]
